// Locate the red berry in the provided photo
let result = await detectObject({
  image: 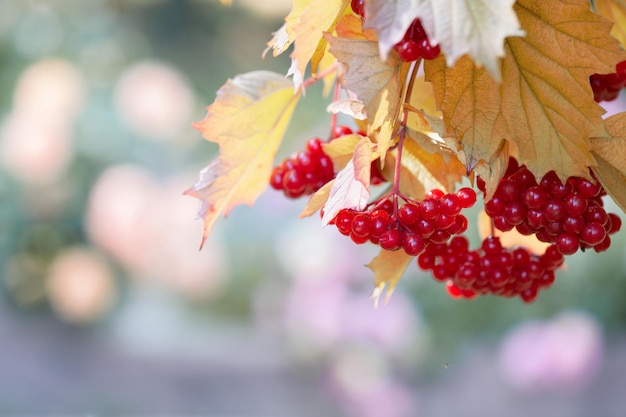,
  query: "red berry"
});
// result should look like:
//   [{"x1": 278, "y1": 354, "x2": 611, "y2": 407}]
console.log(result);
[
  {"x1": 351, "y1": 213, "x2": 372, "y2": 238},
  {"x1": 394, "y1": 40, "x2": 421, "y2": 62},
  {"x1": 457, "y1": 187, "x2": 477, "y2": 208},
  {"x1": 403, "y1": 234, "x2": 426, "y2": 256},
  {"x1": 556, "y1": 233, "x2": 579, "y2": 255},
  {"x1": 440, "y1": 194, "x2": 462, "y2": 216},
  {"x1": 351, "y1": 0, "x2": 365, "y2": 18},
  {"x1": 398, "y1": 203, "x2": 420, "y2": 225},
  {"x1": 380, "y1": 229, "x2": 403, "y2": 251},
  {"x1": 580, "y1": 222, "x2": 606, "y2": 246}
]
